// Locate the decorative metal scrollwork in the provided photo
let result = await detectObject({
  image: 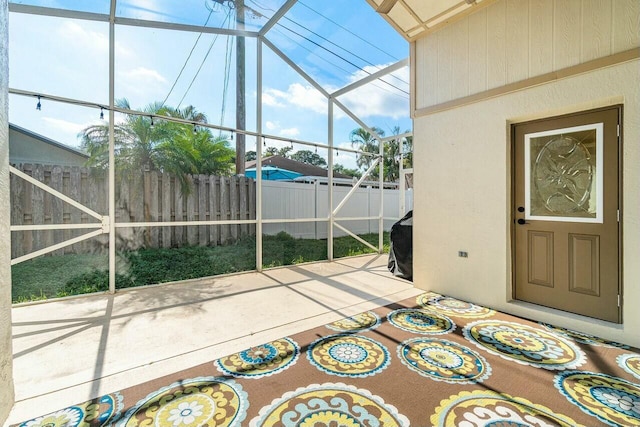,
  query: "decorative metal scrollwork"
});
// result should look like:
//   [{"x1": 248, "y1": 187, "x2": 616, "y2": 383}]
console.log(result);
[{"x1": 533, "y1": 136, "x2": 594, "y2": 214}]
